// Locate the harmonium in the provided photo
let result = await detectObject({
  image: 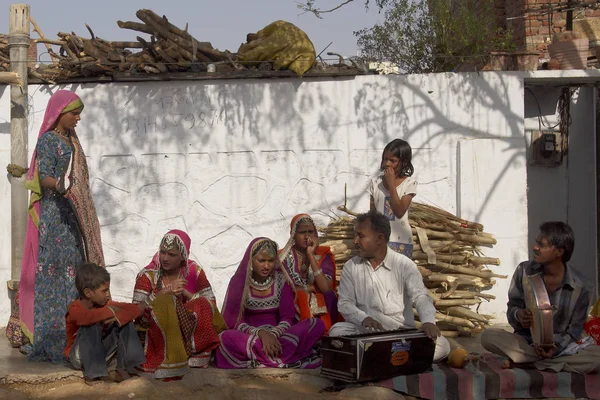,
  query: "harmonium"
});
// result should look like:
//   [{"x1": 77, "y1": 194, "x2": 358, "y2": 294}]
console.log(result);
[{"x1": 321, "y1": 329, "x2": 435, "y2": 382}]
